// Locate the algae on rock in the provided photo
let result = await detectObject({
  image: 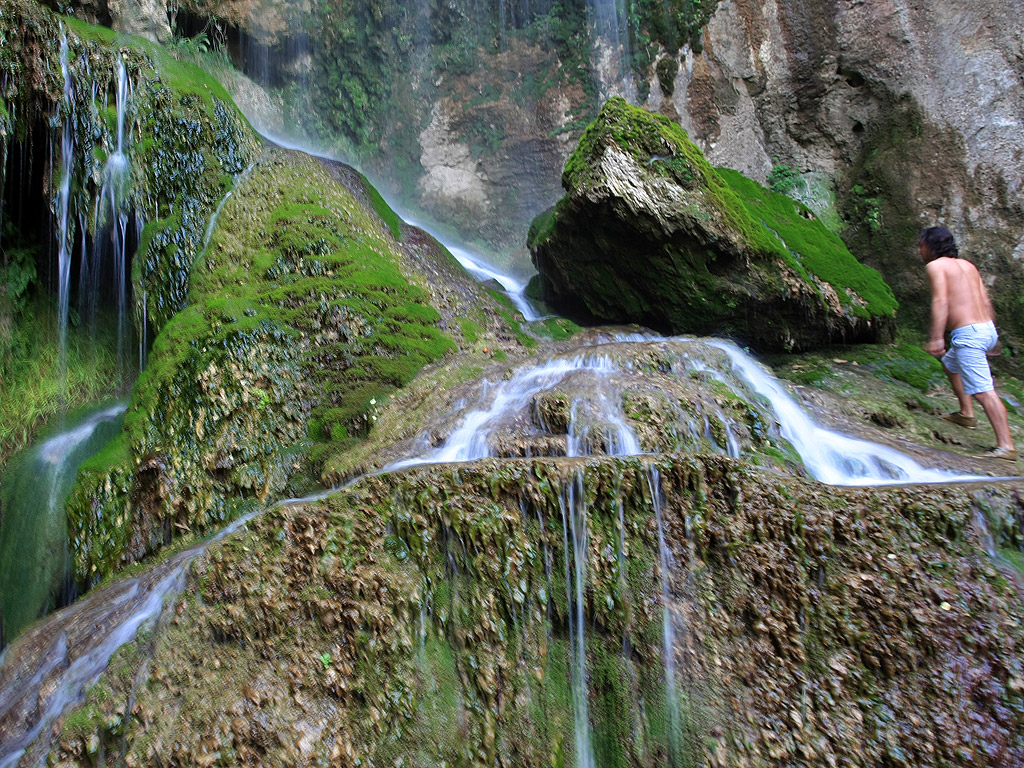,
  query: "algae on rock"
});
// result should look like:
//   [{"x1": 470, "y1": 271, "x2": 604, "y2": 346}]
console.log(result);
[
  {"x1": 529, "y1": 97, "x2": 897, "y2": 352},
  {"x1": 64, "y1": 147, "x2": 497, "y2": 585},
  {"x1": 47, "y1": 456, "x2": 1024, "y2": 767}
]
